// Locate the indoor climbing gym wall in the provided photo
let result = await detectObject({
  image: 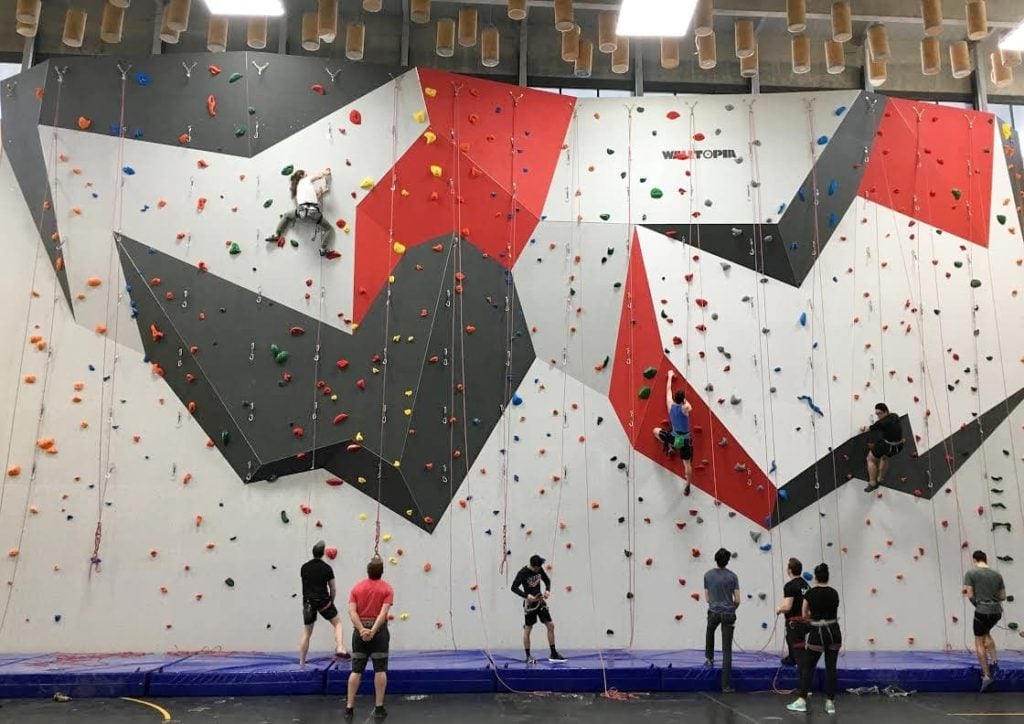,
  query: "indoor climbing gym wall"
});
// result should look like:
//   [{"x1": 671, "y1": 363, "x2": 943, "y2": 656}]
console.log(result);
[{"x1": 1, "y1": 52, "x2": 1023, "y2": 656}]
